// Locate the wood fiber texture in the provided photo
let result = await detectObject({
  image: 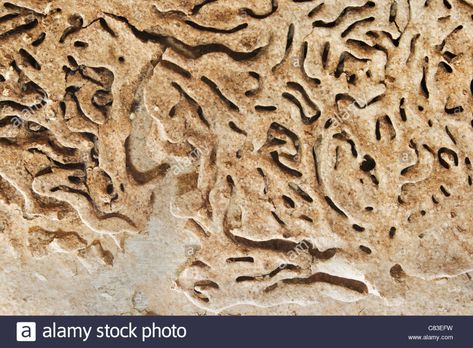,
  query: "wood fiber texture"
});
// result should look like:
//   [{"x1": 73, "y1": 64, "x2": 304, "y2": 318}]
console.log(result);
[{"x1": 0, "y1": 0, "x2": 472, "y2": 314}]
